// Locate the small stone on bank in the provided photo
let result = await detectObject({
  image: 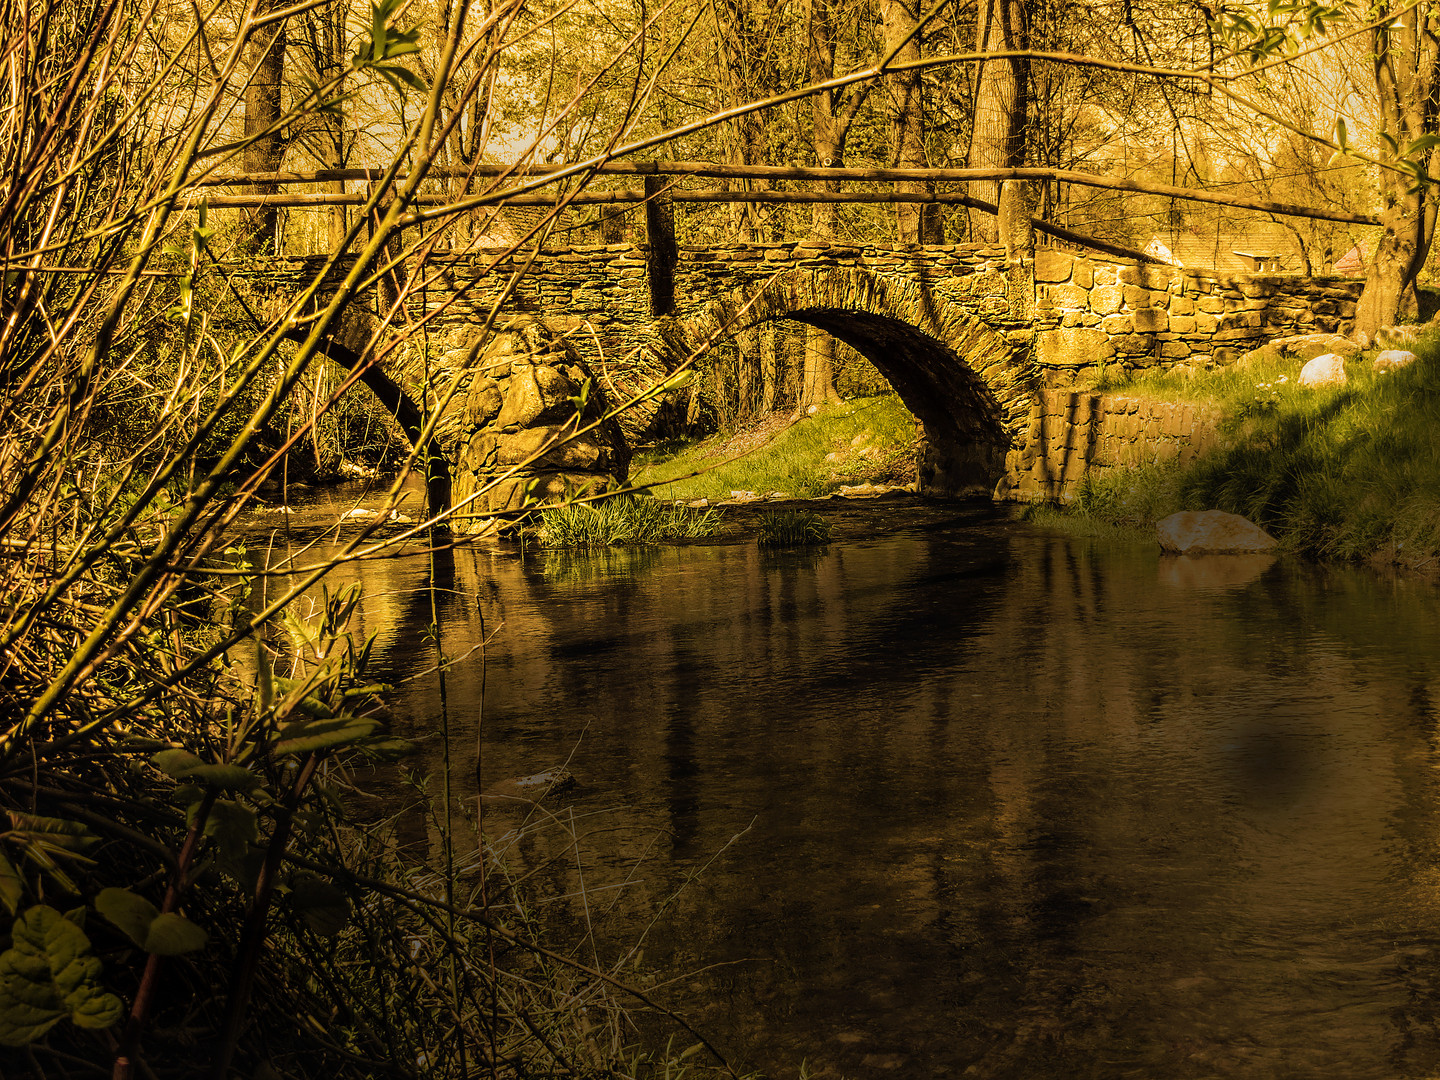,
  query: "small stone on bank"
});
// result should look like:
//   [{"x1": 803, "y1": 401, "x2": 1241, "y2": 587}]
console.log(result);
[
  {"x1": 1157, "y1": 510, "x2": 1277, "y2": 555},
  {"x1": 1374, "y1": 349, "x2": 1418, "y2": 373}
]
